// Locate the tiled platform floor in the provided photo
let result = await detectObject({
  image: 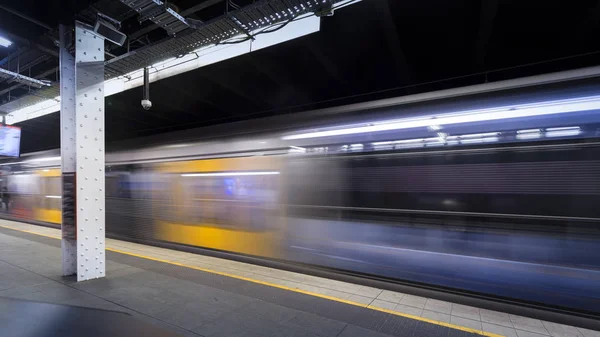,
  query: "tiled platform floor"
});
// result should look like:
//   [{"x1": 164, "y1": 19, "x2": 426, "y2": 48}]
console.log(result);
[{"x1": 0, "y1": 219, "x2": 598, "y2": 337}]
